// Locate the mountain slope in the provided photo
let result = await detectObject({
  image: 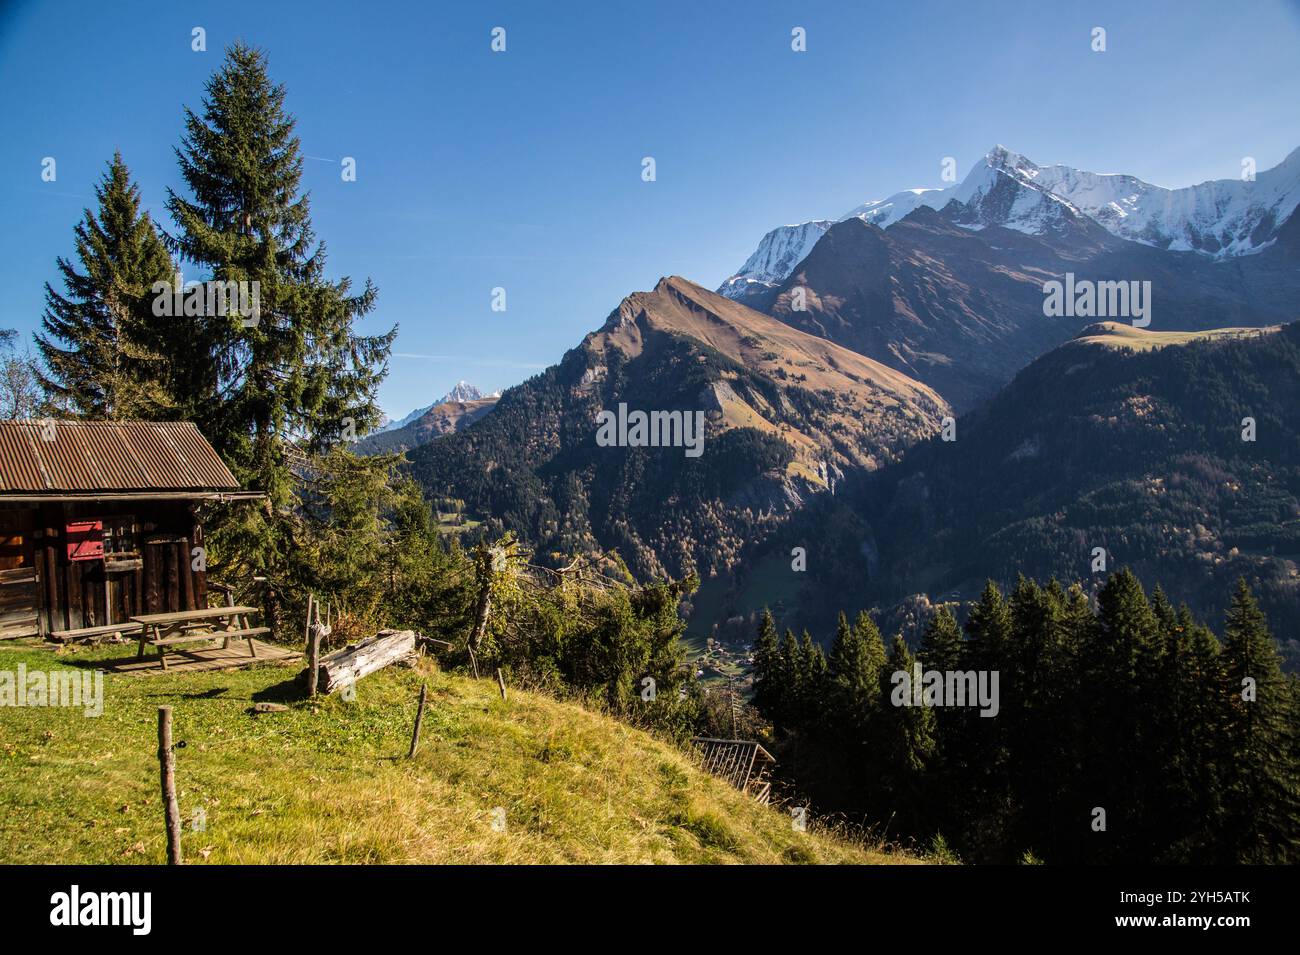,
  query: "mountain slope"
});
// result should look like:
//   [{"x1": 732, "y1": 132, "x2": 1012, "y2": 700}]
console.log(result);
[
  {"x1": 846, "y1": 319, "x2": 1300, "y2": 649},
  {"x1": 0, "y1": 643, "x2": 906, "y2": 864},
  {"x1": 406, "y1": 276, "x2": 948, "y2": 581},
  {"x1": 760, "y1": 201, "x2": 1300, "y2": 410}
]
